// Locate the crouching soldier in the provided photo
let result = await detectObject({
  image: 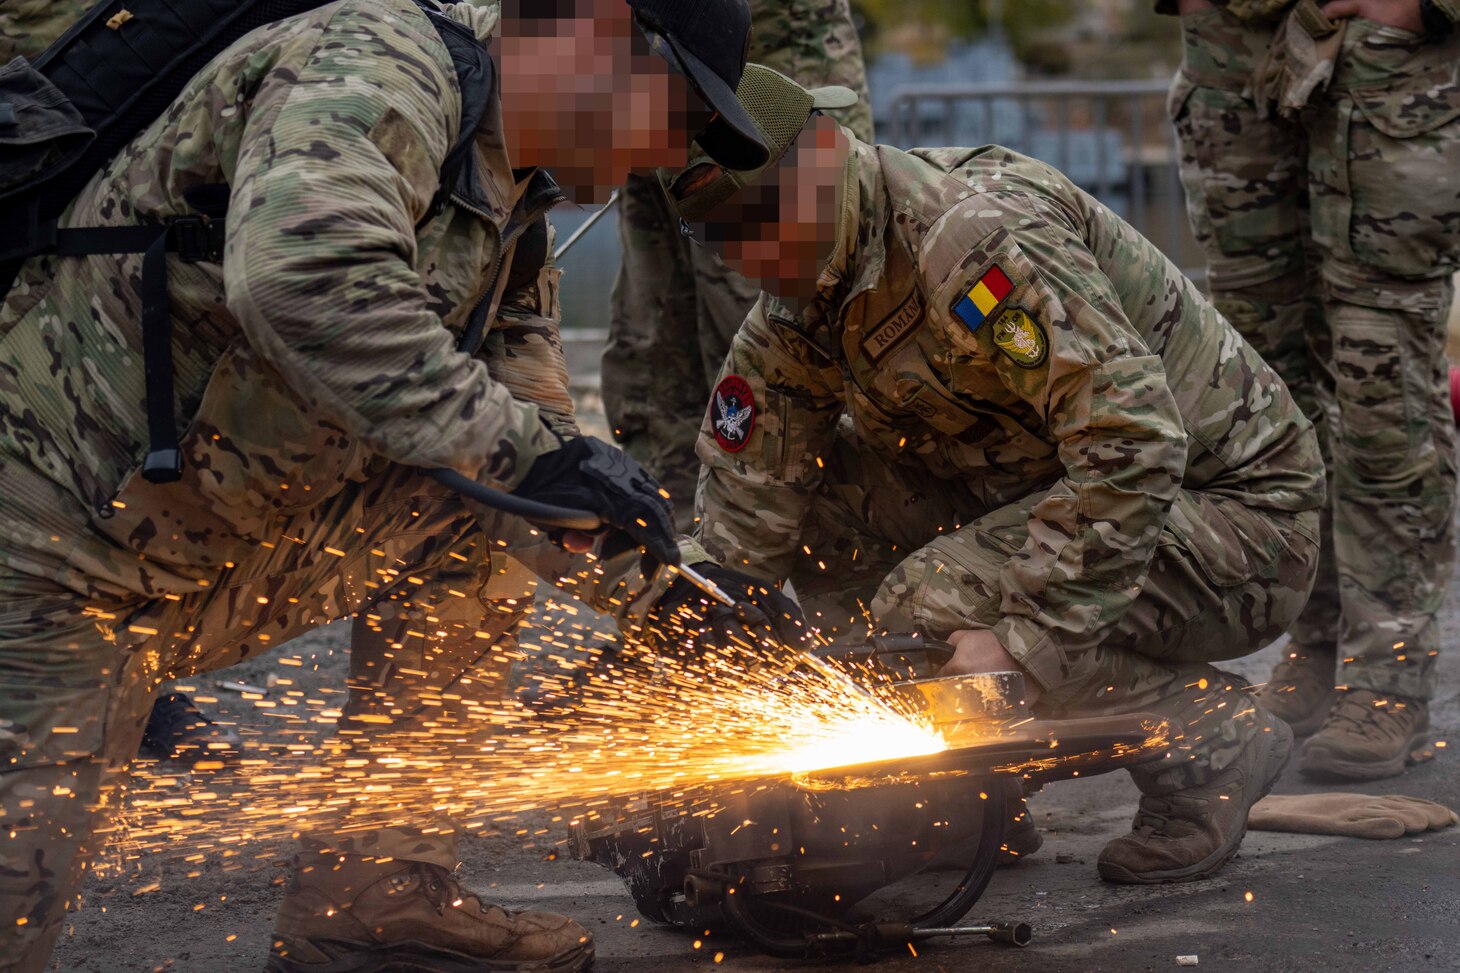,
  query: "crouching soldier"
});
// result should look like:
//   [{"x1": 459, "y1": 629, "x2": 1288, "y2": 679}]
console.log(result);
[
  {"x1": 0, "y1": 2, "x2": 808, "y2": 972},
  {"x1": 671, "y1": 66, "x2": 1326, "y2": 886}
]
